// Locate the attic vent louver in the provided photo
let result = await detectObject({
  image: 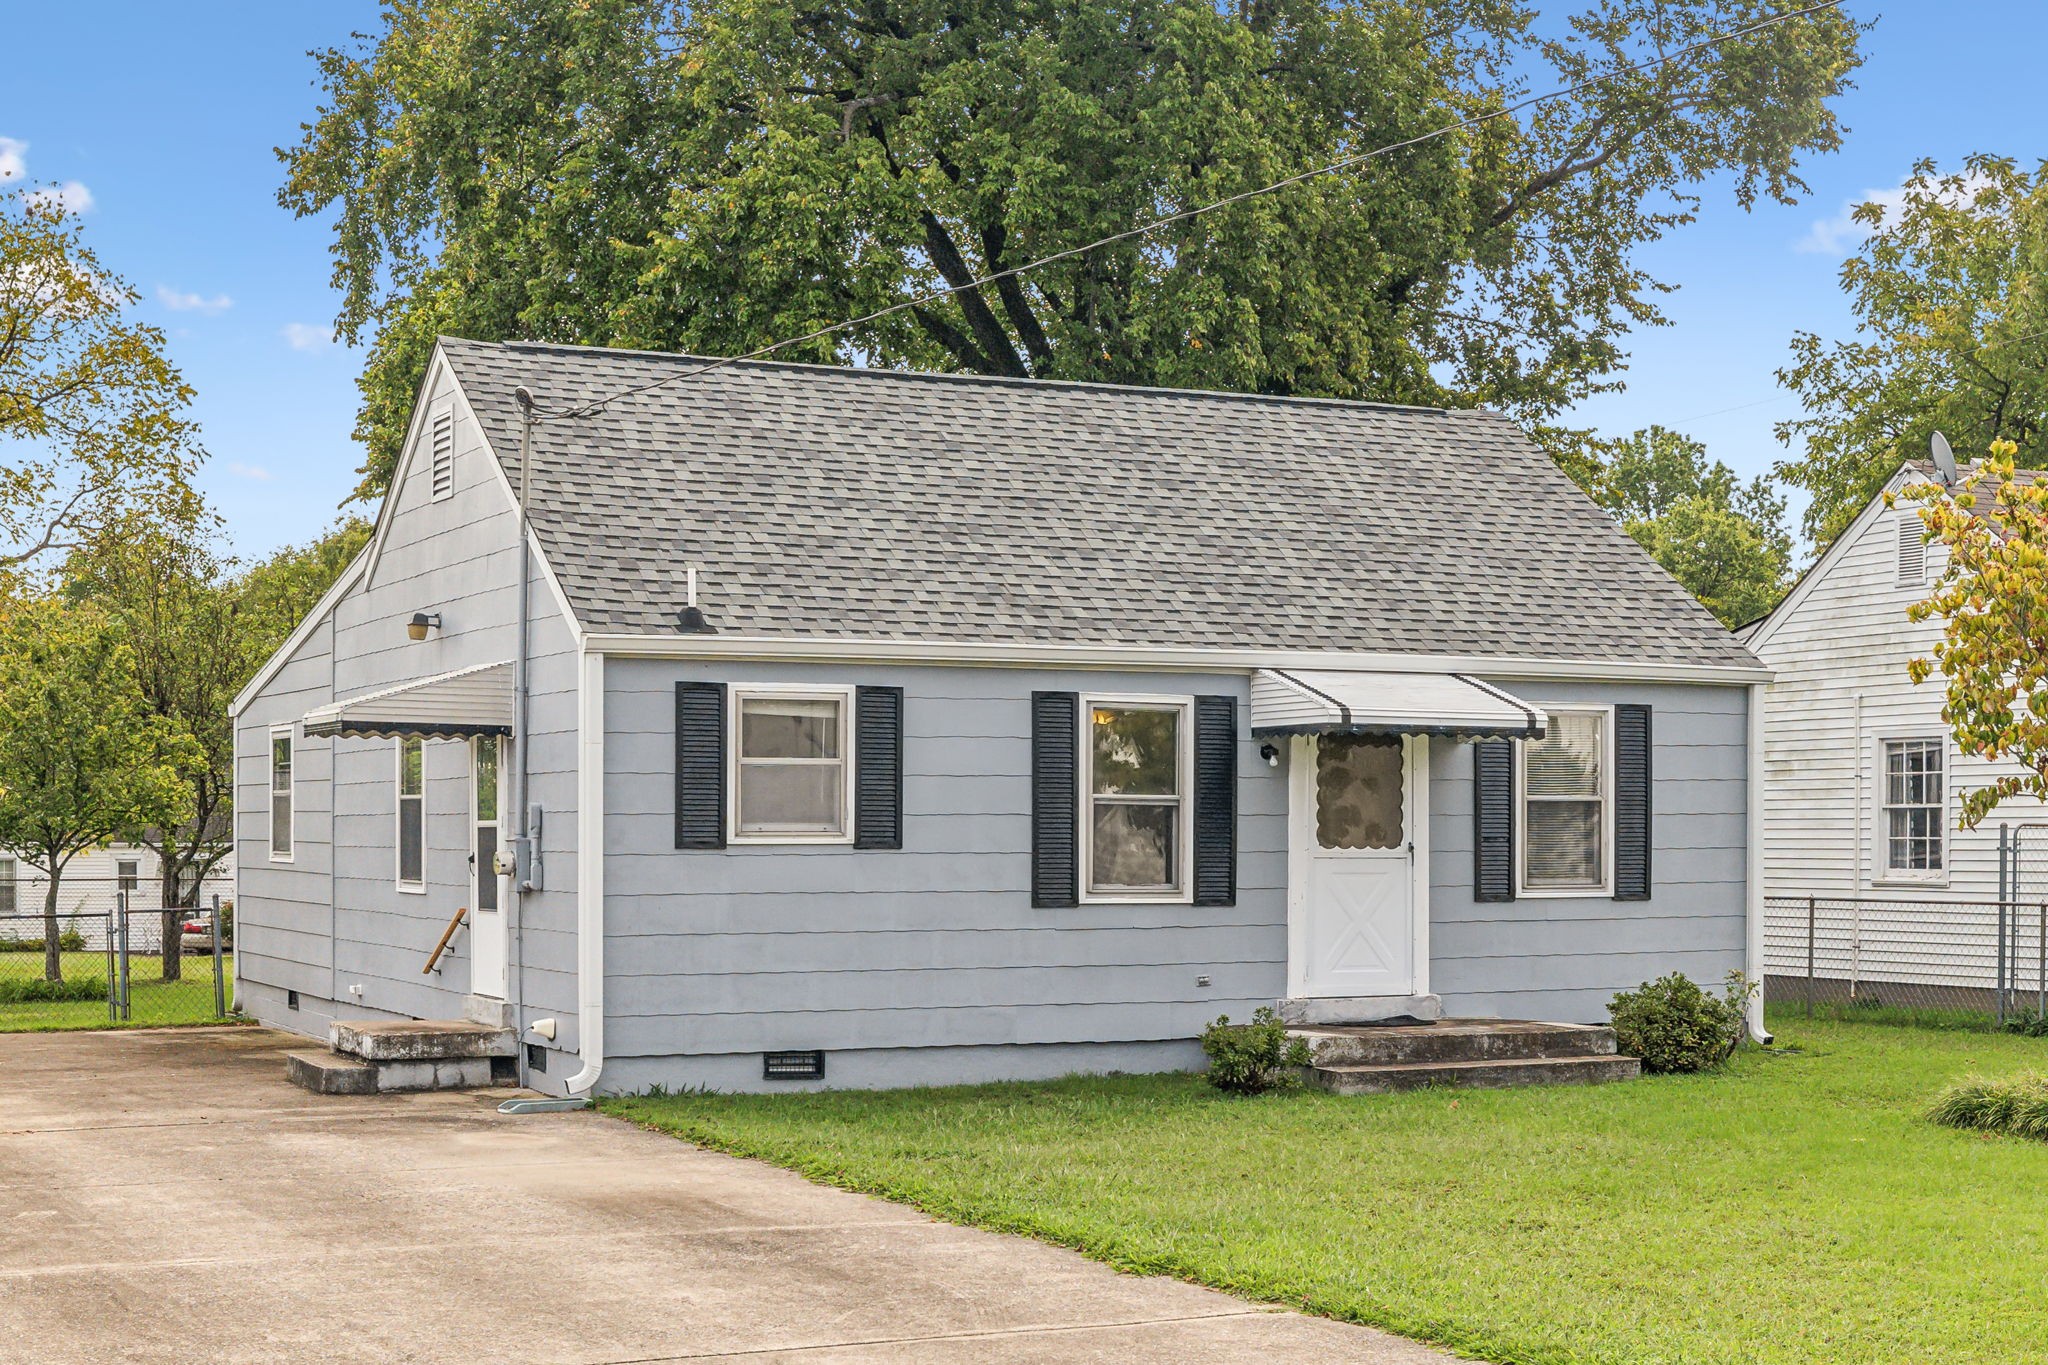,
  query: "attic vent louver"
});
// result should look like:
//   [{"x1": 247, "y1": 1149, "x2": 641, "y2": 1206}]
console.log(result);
[
  {"x1": 429, "y1": 411, "x2": 455, "y2": 502},
  {"x1": 1897, "y1": 514, "x2": 1926, "y2": 587}
]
